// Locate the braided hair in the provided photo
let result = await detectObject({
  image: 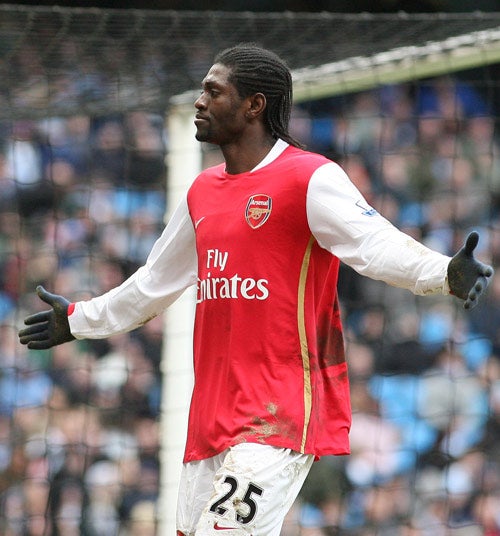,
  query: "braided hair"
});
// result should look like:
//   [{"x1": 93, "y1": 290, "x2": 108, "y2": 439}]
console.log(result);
[{"x1": 214, "y1": 43, "x2": 303, "y2": 148}]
